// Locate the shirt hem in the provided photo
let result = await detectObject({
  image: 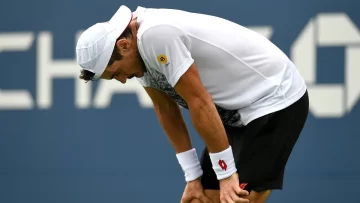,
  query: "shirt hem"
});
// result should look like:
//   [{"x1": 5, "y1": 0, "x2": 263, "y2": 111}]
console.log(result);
[{"x1": 240, "y1": 83, "x2": 307, "y2": 126}]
